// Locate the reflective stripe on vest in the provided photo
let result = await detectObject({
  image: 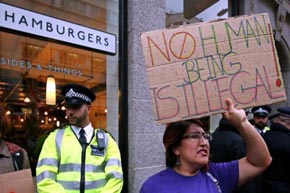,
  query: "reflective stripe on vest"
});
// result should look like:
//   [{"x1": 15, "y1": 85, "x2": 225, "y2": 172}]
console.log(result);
[
  {"x1": 58, "y1": 179, "x2": 107, "y2": 190},
  {"x1": 37, "y1": 126, "x2": 117, "y2": 190},
  {"x1": 36, "y1": 158, "x2": 122, "y2": 183}
]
